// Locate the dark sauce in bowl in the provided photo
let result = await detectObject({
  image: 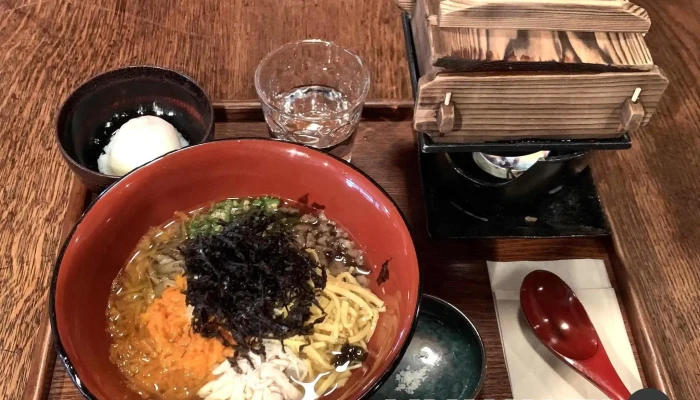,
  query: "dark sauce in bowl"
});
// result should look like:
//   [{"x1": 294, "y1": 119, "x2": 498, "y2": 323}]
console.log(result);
[{"x1": 85, "y1": 102, "x2": 191, "y2": 171}]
